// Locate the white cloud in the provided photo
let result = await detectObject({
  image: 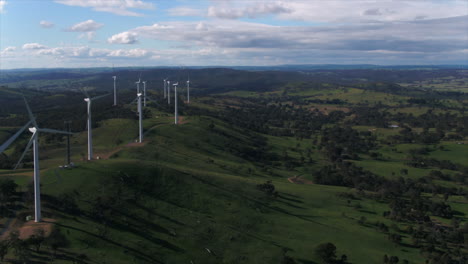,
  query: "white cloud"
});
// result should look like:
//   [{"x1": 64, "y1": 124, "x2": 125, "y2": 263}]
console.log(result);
[
  {"x1": 0, "y1": 0, "x2": 6, "y2": 13},
  {"x1": 66, "y1": 19, "x2": 103, "y2": 32},
  {"x1": 275, "y1": 0, "x2": 467, "y2": 22},
  {"x1": 22, "y1": 43, "x2": 47, "y2": 50},
  {"x1": 200, "y1": 0, "x2": 467, "y2": 22},
  {"x1": 107, "y1": 31, "x2": 138, "y2": 44},
  {"x1": 108, "y1": 48, "x2": 150, "y2": 58},
  {"x1": 40, "y1": 20, "x2": 55, "y2": 28},
  {"x1": 168, "y1": 7, "x2": 204, "y2": 17},
  {"x1": 3, "y1": 46, "x2": 16, "y2": 52},
  {"x1": 55, "y1": 0, "x2": 154, "y2": 16},
  {"x1": 207, "y1": 2, "x2": 292, "y2": 19},
  {"x1": 79, "y1": 32, "x2": 96, "y2": 40}
]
